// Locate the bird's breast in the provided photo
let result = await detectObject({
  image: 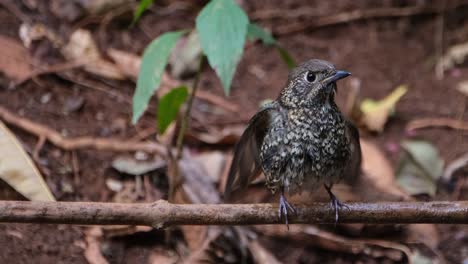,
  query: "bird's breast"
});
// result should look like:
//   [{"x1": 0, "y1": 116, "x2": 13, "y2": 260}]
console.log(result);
[{"x1": 260, "y1": 108, "x2": 351, "y2": 194}]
